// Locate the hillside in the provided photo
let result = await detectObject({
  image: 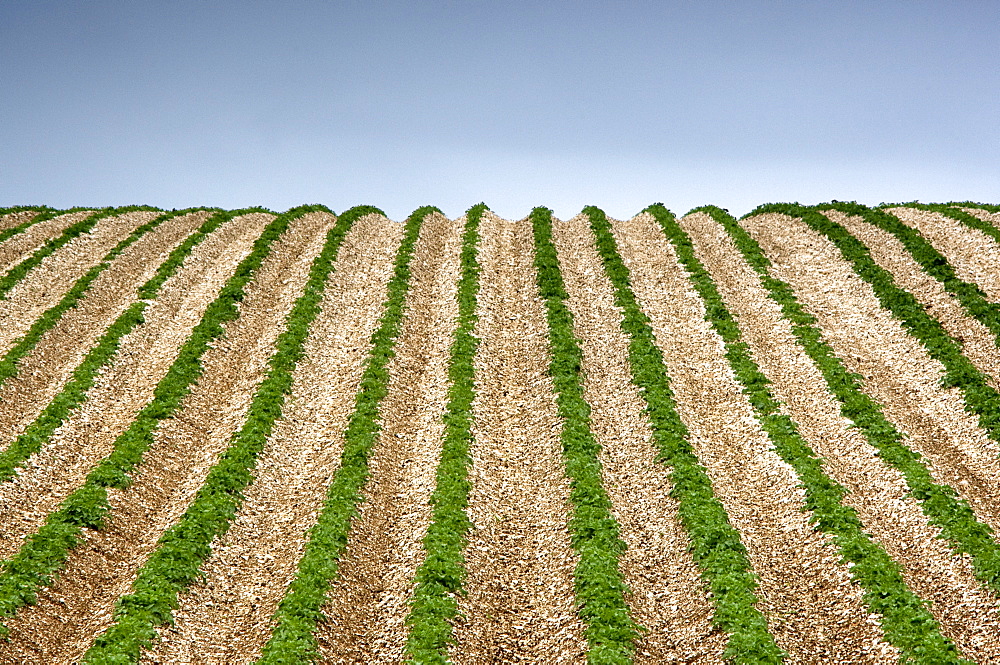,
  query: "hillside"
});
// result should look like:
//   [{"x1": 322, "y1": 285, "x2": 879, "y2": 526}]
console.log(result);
[{"x1": 1, "y1": 201, "x2": 999, "y2": 663}]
